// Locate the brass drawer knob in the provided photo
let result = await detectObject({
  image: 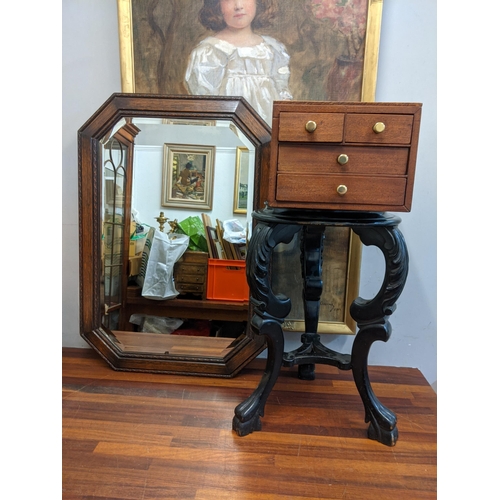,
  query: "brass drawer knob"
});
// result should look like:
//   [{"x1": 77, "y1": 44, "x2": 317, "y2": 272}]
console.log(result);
[
  {"x1": 373, "y1": 122, "x2": 386, "y2": 134},
  {"x1": 337, "y1": 185, "x2": 348, "y2": 196},
  {"x1": 305, "y1": 120, "x2": 317, "y2": 133},
  {"x1": 337, "y1": 153, "x2": 349, "y2": 165}
]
